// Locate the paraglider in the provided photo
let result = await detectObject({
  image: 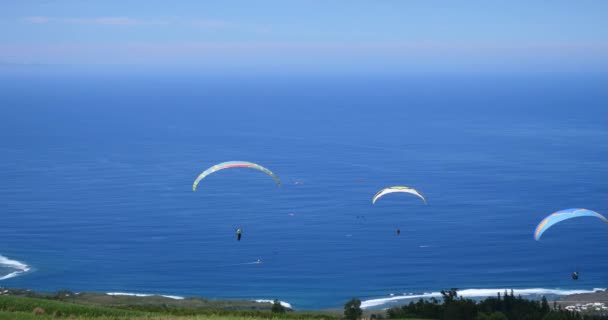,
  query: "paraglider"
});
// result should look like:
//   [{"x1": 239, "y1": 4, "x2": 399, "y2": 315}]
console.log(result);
[
  {"x1": 534, "y1": 208, "x2": 608, "y2": 240},
  {"x1": 372, "y1": 186, "x2": 426, "y2": 235},
  {"x1": 192, "y1": 161, "x2": 281, "y2": 191},
  {"x1": 372, "y1": 186, "x2": 427, "y2": 205},
  {"x1": 572, "y1": 271, "x2": 579, "y2": 280},
  {"x1": 192, "y1": 161, "x2": 280, "y2": 244}
]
